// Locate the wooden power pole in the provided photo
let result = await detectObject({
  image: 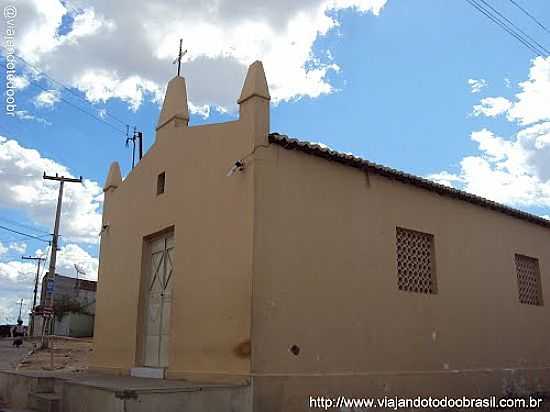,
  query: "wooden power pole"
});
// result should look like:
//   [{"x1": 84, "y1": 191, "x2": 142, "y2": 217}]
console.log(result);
[
  {"x1": 42, "y1": 173, "x2": 83, "y2": 334},
  {"x1": 22, "y1": 255, "x2": 46, "y2": 336}
]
